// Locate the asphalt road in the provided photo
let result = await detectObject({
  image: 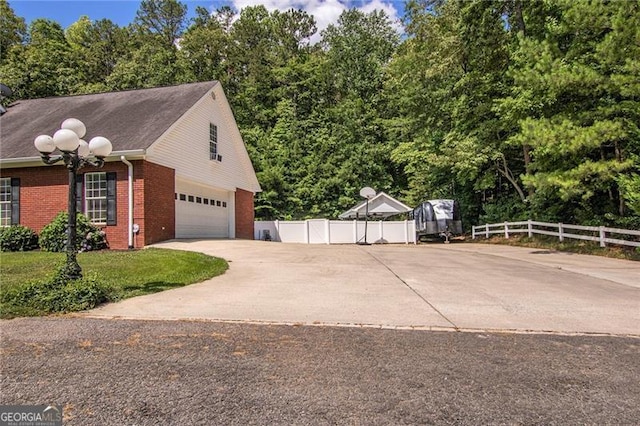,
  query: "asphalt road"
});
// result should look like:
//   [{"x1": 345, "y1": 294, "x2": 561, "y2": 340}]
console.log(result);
[{"x1": 1, "y1": 317, "x2": 639, "y2": 425}]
